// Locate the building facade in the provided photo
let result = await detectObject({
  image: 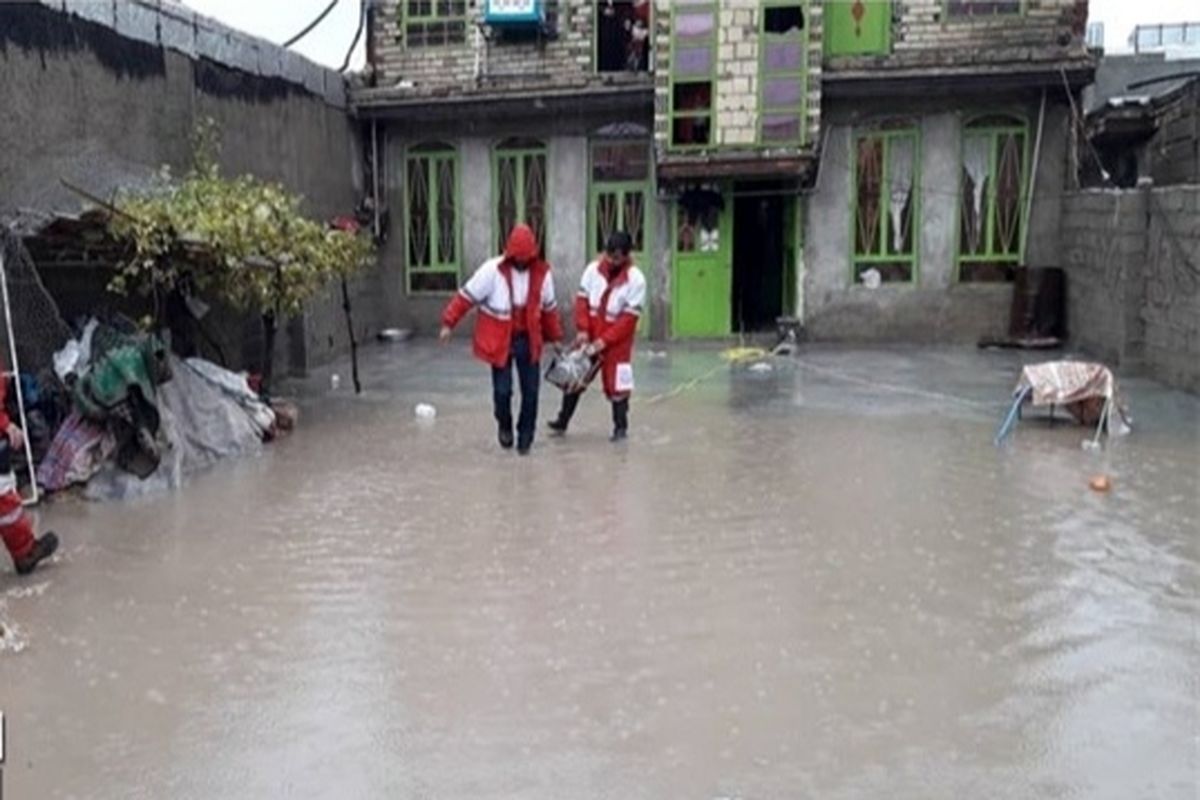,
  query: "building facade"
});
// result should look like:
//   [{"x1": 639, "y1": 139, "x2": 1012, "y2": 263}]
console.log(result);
[{"x1": 354, "y1": 0, "x2": 1094, "y2": 342}]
